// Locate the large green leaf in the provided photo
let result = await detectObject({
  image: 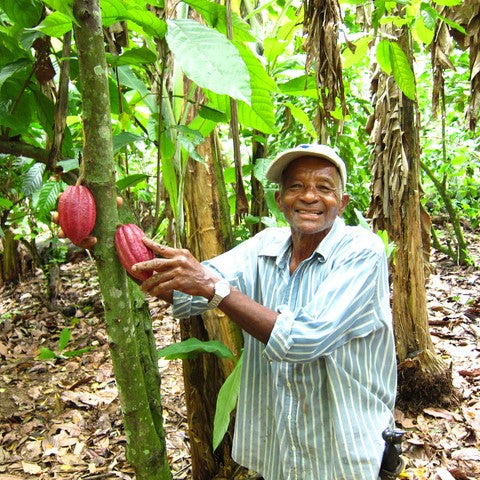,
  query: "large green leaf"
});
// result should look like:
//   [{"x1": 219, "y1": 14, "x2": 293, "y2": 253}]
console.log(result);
[
  {"x1": 166, "y1": 19, "x2": 251, "y2": 105},
  {"x1": 231, "y1": 41, "x2": 277, "y2": 133},
  {"x1": 157, "y1": 337, "x2": 236, "y2": 360},
  {"x1": 207, "y1": 42, "x2": 278, "y2": 133},
  {"x1": 376, "y1": 39, "x2": 392, "y2": 75},
  {"x1": 212, "y1": 352, "x2": 243, "y2": 450},
  {"x1": 34, "y1": 11, "x2": 73, "y2": 37},
  {"x1": 0, "y1": 0, "x2": 43, "y2": 28},
  {"x1": 389, "y1": 42, "x2": 416, "y2": 101},
  {"x1": 376, "y1": 40, "x2": 416, "y2": 100}
]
